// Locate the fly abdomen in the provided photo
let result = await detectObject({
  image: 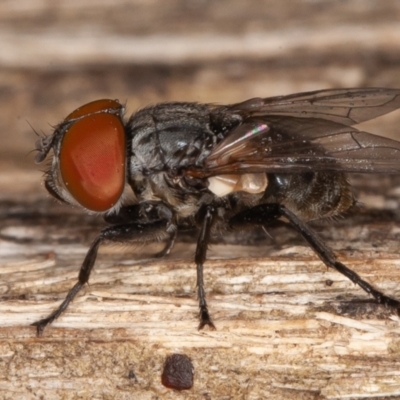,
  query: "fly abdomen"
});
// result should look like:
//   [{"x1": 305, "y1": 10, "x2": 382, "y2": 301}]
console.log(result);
[{"x1": 267, "y1": 172, "x2": 355, "y2": 221}]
